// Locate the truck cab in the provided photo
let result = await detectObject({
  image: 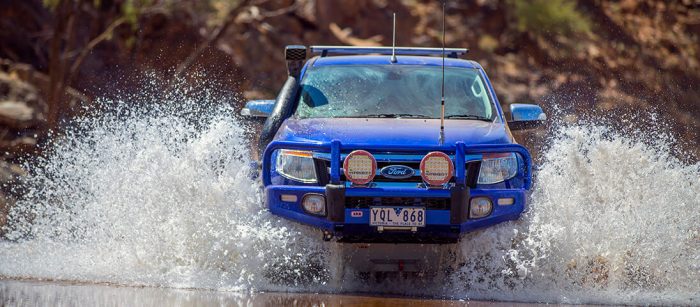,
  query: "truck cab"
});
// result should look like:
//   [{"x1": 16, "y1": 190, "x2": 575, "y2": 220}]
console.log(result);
[{"x1": 243, "y1": 46, "x2": 545, "y2": 244}]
